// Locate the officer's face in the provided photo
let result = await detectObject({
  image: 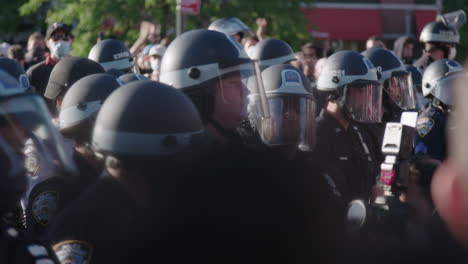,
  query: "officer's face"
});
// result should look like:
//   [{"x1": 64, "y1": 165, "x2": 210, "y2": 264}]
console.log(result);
[
  {"x1": 213, "y1": 72, "x2": 248, "y2": 129},
  {"x1": 0, "y1": 117, "x2": 28, "y2": 153}
]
